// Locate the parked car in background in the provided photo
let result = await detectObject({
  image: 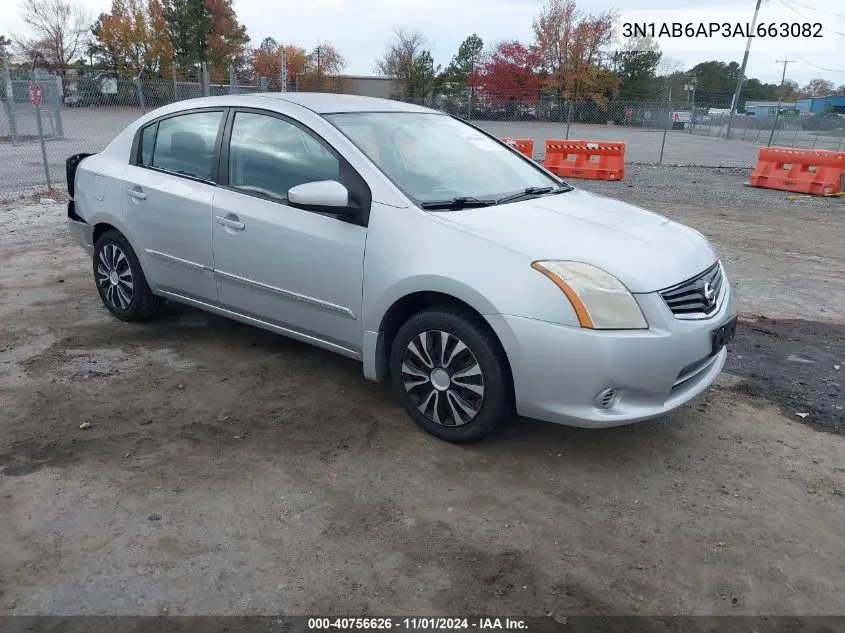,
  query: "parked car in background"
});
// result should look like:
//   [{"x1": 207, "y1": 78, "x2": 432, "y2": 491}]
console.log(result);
[
  {"x1": 65, "y1": 93, "x2": 736, "y2": 443},
  {"x1": 63, "y1": 91, "x2": 99, "y2": 107},
  {"x1": 63, "y1": 93, "x2": 83, "y2": 107},
  {"x1": 801, "y1": 112, "x2": 845, "y2": 131}
]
